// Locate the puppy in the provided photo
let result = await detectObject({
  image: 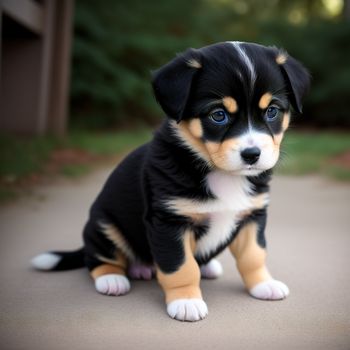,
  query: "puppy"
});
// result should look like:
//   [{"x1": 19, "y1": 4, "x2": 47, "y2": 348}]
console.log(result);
[{"x1": 32, "y1": 41, "x2": 310, "y2": 322}]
